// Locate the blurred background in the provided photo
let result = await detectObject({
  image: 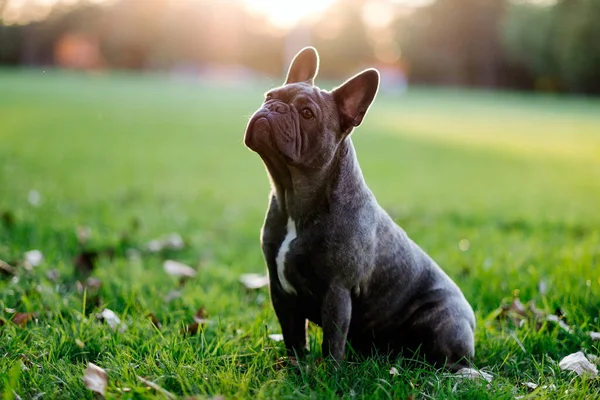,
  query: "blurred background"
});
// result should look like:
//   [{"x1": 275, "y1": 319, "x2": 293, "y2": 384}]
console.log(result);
[
  {"x1": 1, "y1": 4, "x2": 600, "y2": 396},
  {"x1": 1, "y1": 0, "x2": 600, "y2": 94}
]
